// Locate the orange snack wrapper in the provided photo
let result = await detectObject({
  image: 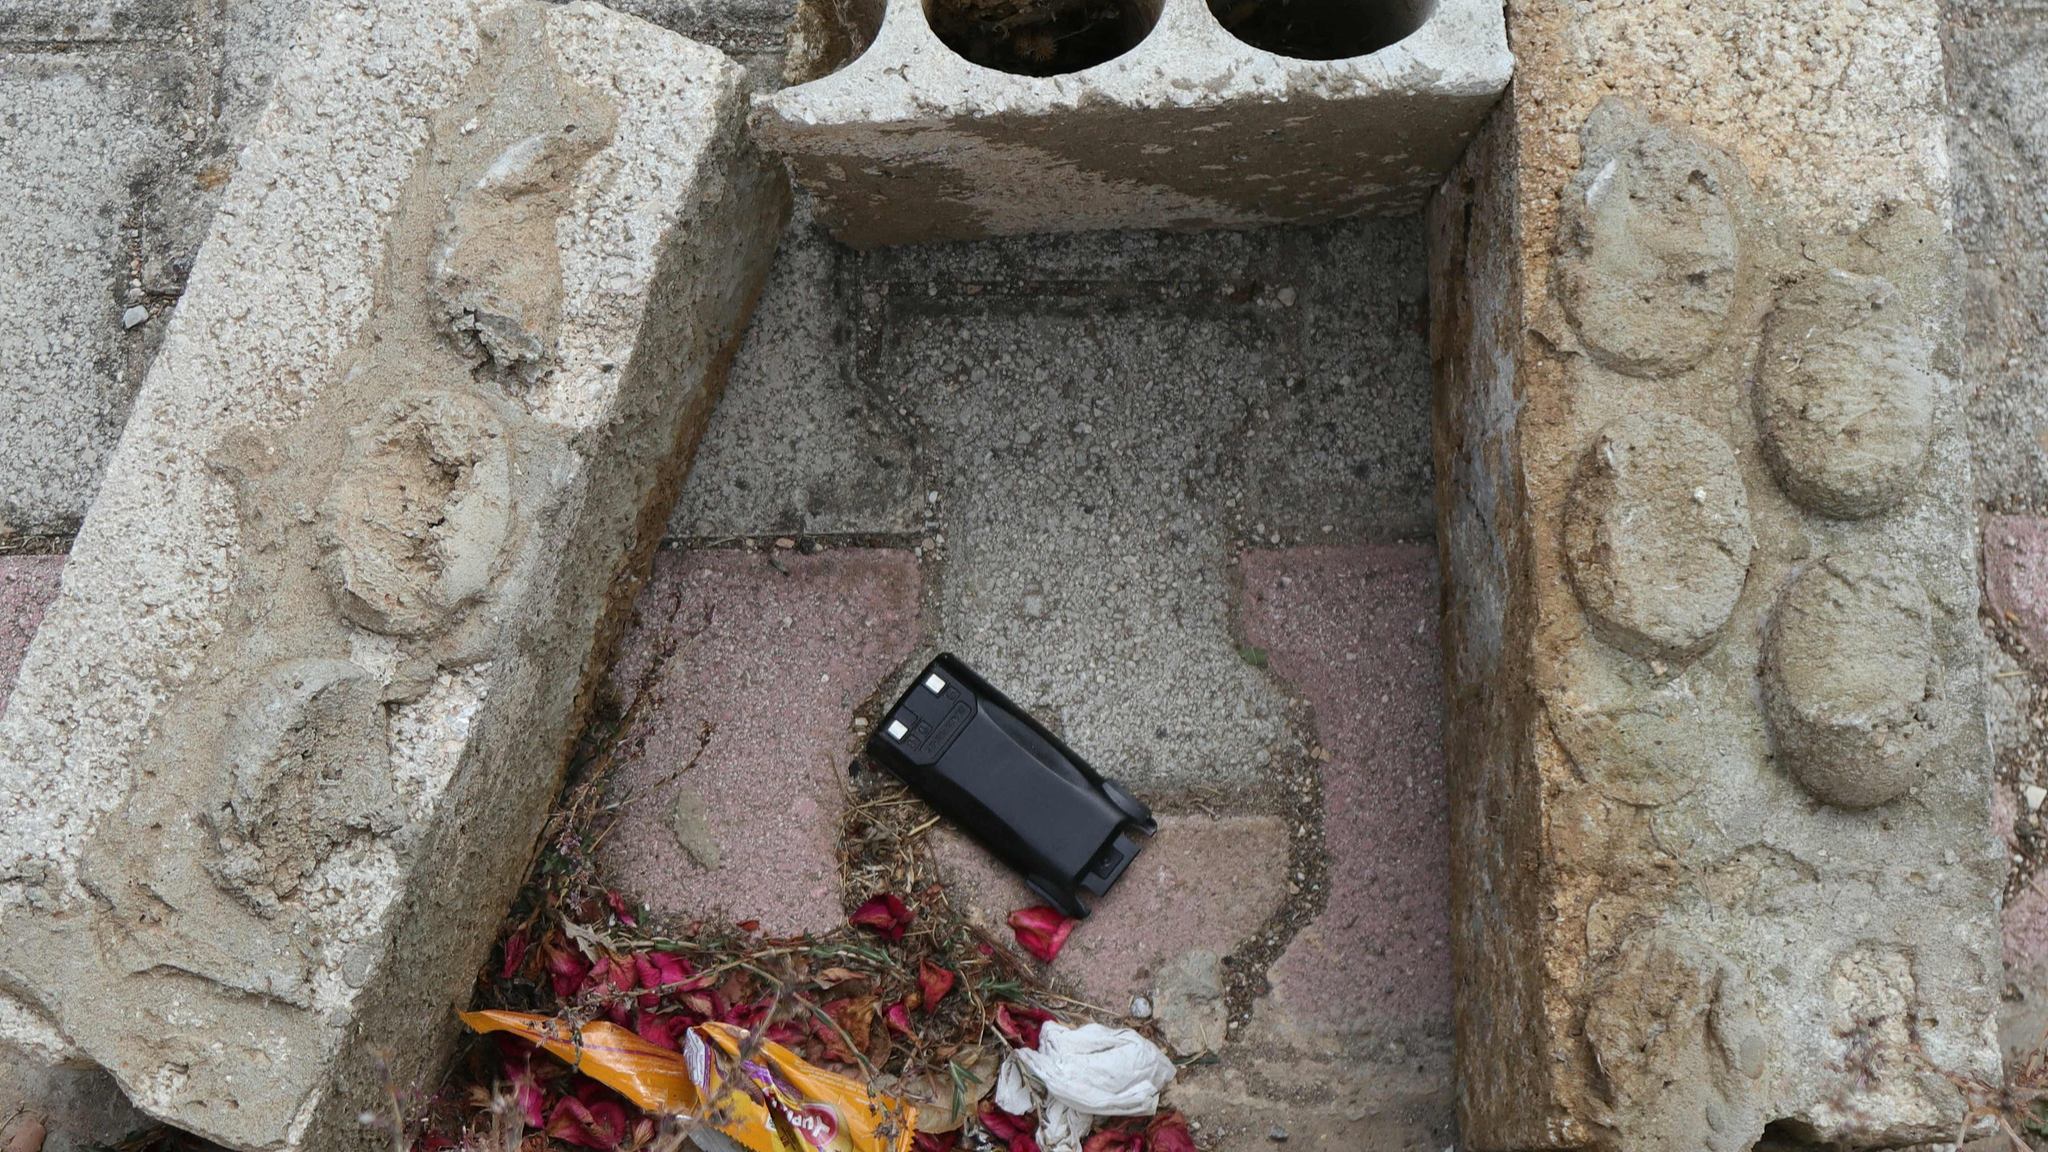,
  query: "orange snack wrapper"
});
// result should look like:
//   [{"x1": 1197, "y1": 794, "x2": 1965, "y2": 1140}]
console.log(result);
[{"x1": 460, "y1": 1010, "x2": 916, "y2": 1152}]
